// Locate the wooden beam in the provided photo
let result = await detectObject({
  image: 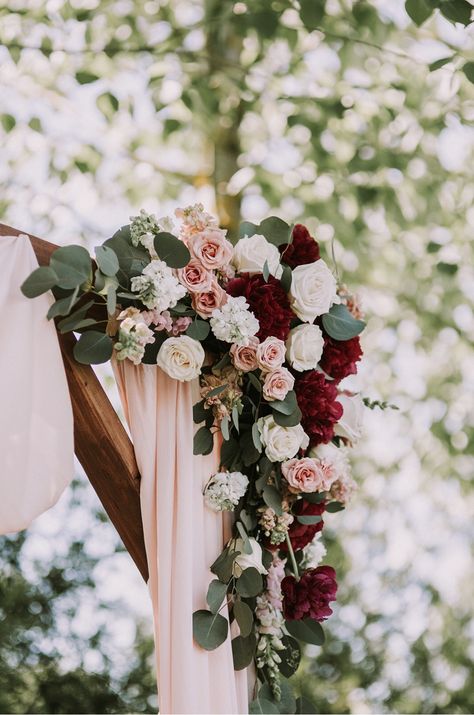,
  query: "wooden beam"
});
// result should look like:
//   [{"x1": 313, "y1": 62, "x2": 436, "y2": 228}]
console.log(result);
[{"x1": 0, "y1": 223, "x2": 148, "y2": 581}]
